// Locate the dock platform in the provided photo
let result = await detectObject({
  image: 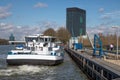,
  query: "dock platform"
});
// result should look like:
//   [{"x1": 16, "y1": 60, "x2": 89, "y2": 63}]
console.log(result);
[{"x1": 65, "y1": 48, "x2": 120, "y2": 80}]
